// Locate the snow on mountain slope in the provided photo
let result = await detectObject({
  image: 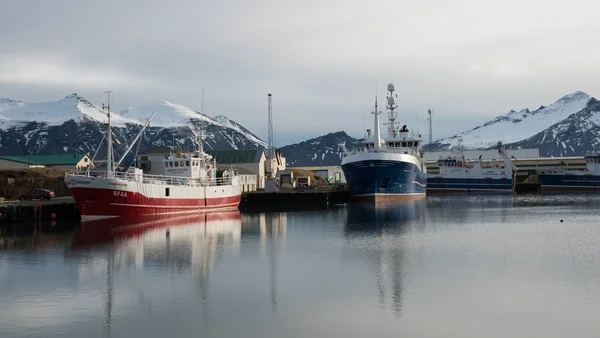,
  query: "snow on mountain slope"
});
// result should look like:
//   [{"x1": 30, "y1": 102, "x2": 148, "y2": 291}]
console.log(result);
[
  {"x1": 279, "y1": 131, "x2": 363, "y2": 166},
  {"x1": 0, "y1": 94, "x2": 140, "y2": 128},
  {"x1": 0, "y1": 95, "x2": 266, "y2": 148},
  {"x1": 0, "y1": 93, "x2": 267, "y2": 156},
  {"x1": 118, "y1": 102, "x2": 267, "y2": 147},
  {"x1": 0, "y1": 98, "x2": 25, "y2": 112},
  {"x1": 498, "y1": 98, "x2": 600, "y2": 157},
  {"x1": 212, "y1": 115, "x2": 266, "y2": 146},
  {"x1": 119, "y1": 101, "x2": 214, "y2": 126},
  {"x1": 429, "y1": 91, "x2": 591, "y2": 150}
]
